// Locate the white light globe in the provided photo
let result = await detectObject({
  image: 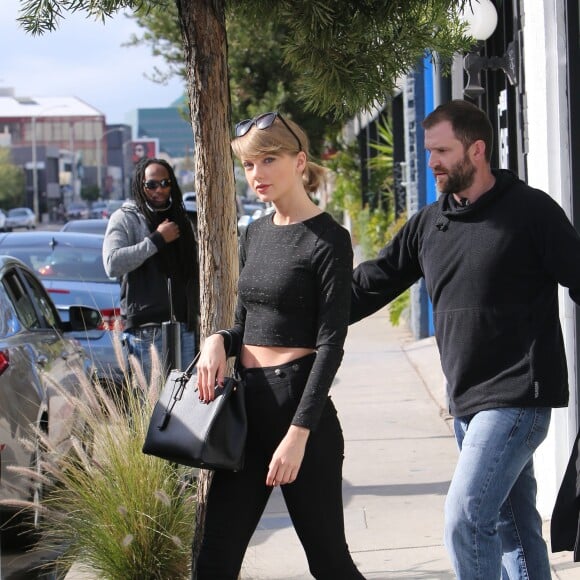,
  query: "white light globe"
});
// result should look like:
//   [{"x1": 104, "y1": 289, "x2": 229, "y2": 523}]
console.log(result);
[{"x1": 460, "y1": 0, "x2": 498, "y2": 41}]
